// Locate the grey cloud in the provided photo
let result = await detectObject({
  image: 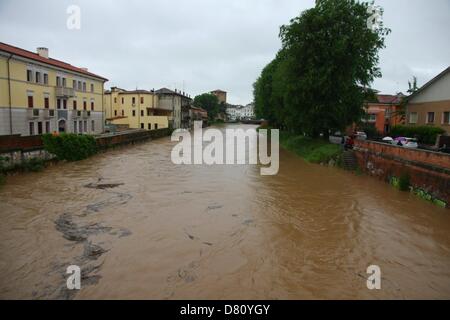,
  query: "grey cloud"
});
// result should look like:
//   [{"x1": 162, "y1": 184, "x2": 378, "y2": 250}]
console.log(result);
[{"x1": 0, "y1": 0, "x2": 448, "y2": 104}]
